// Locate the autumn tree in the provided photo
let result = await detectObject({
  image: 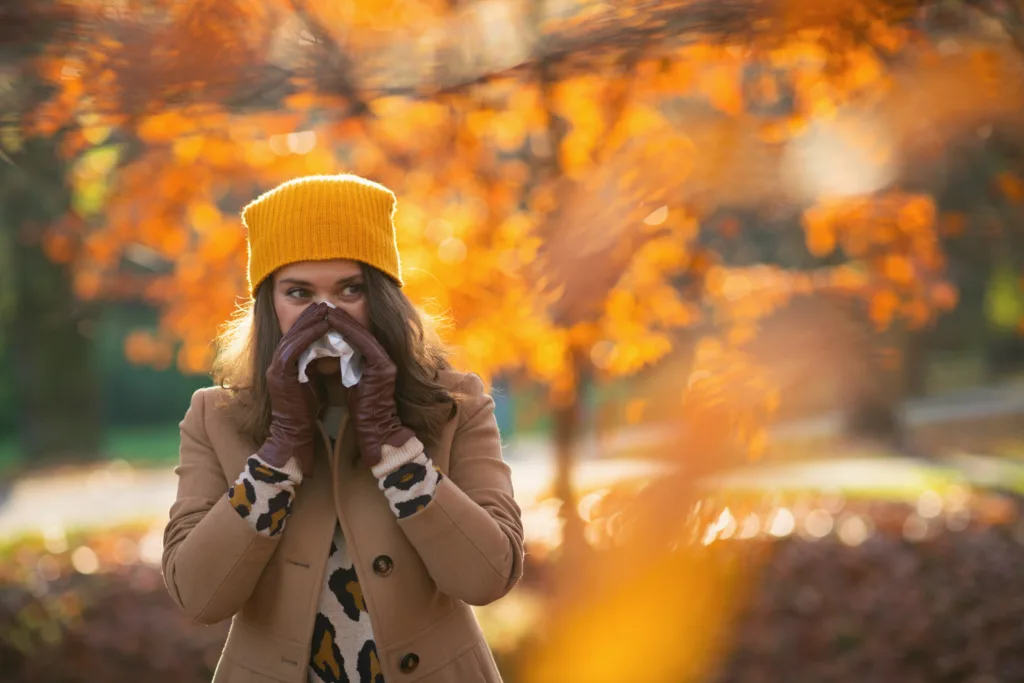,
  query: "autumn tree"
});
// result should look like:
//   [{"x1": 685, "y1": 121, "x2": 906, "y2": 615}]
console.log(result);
[{"x1": 13, "y1": 0, "x2": 1024, "y2": 559}]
